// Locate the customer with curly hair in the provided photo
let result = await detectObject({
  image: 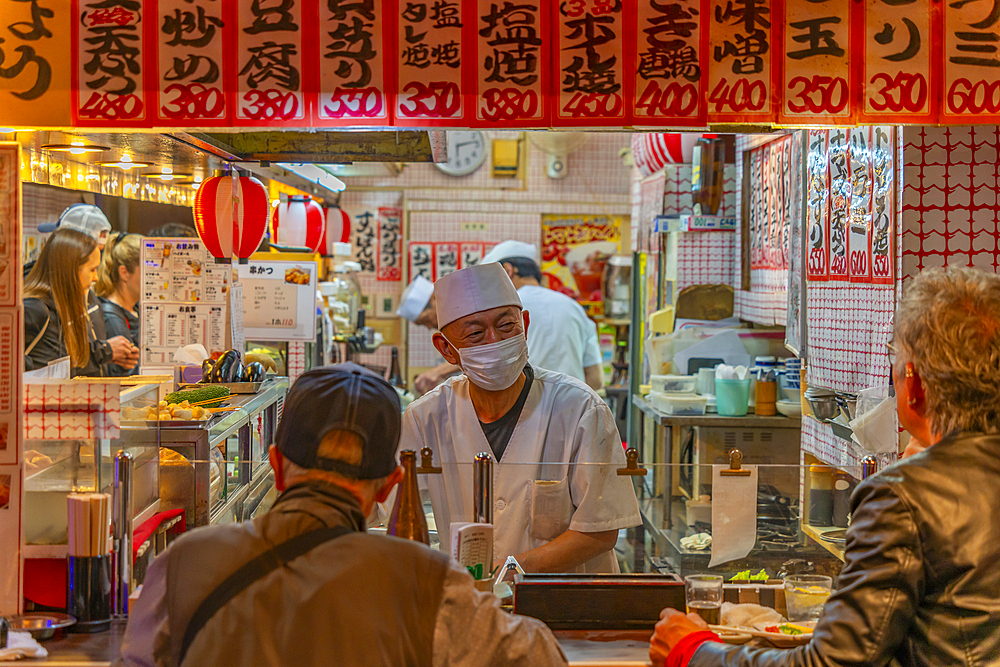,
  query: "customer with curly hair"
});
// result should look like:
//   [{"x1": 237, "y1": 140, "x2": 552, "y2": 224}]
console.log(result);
[{"x1": 652, "y1": 266, "x2": 1000, "y2": 667}]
